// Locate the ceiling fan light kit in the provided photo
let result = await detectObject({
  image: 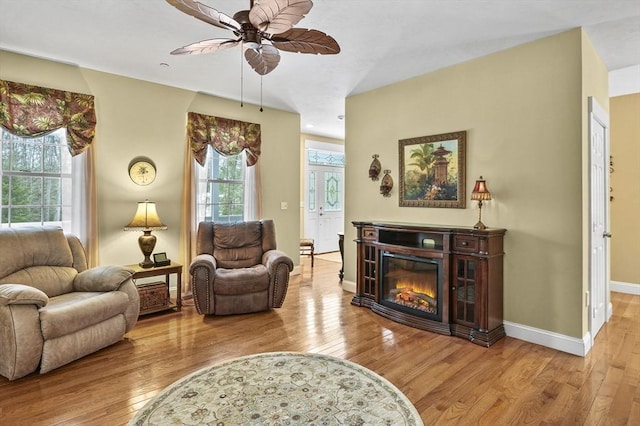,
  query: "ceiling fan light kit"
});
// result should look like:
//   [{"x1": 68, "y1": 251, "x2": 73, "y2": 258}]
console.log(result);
[{"x1": 167, "y1": 0, "x2": 340, "y2": 76}]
